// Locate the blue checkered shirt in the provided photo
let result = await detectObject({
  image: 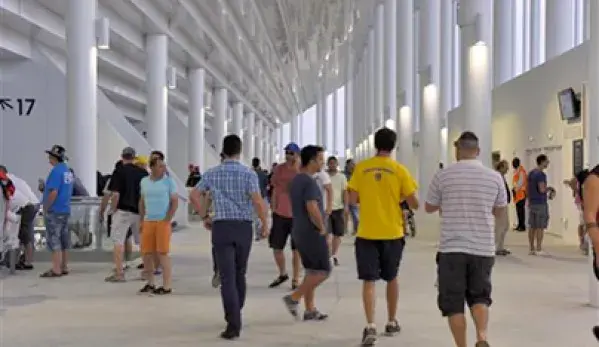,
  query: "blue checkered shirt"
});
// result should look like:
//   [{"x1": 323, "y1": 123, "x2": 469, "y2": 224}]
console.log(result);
[{"x1": 196, "y1": 160, "x2": 260, "y2": 222}]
